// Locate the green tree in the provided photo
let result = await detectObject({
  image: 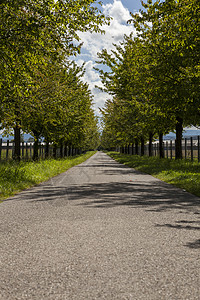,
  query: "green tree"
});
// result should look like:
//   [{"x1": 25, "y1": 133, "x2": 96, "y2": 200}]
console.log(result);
[
  {"x1": 98, "y1": 0, "x2": 200, "y2": 159},
  {"x1": 129, "y1": 0, "x2": 200, "y2": 158},
  {"x1": 96, "y1": 33, "x2": 175, "y2": 154},
  {"x1": 0, "y1": 0, "x2": 110, "y2": 160}
]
